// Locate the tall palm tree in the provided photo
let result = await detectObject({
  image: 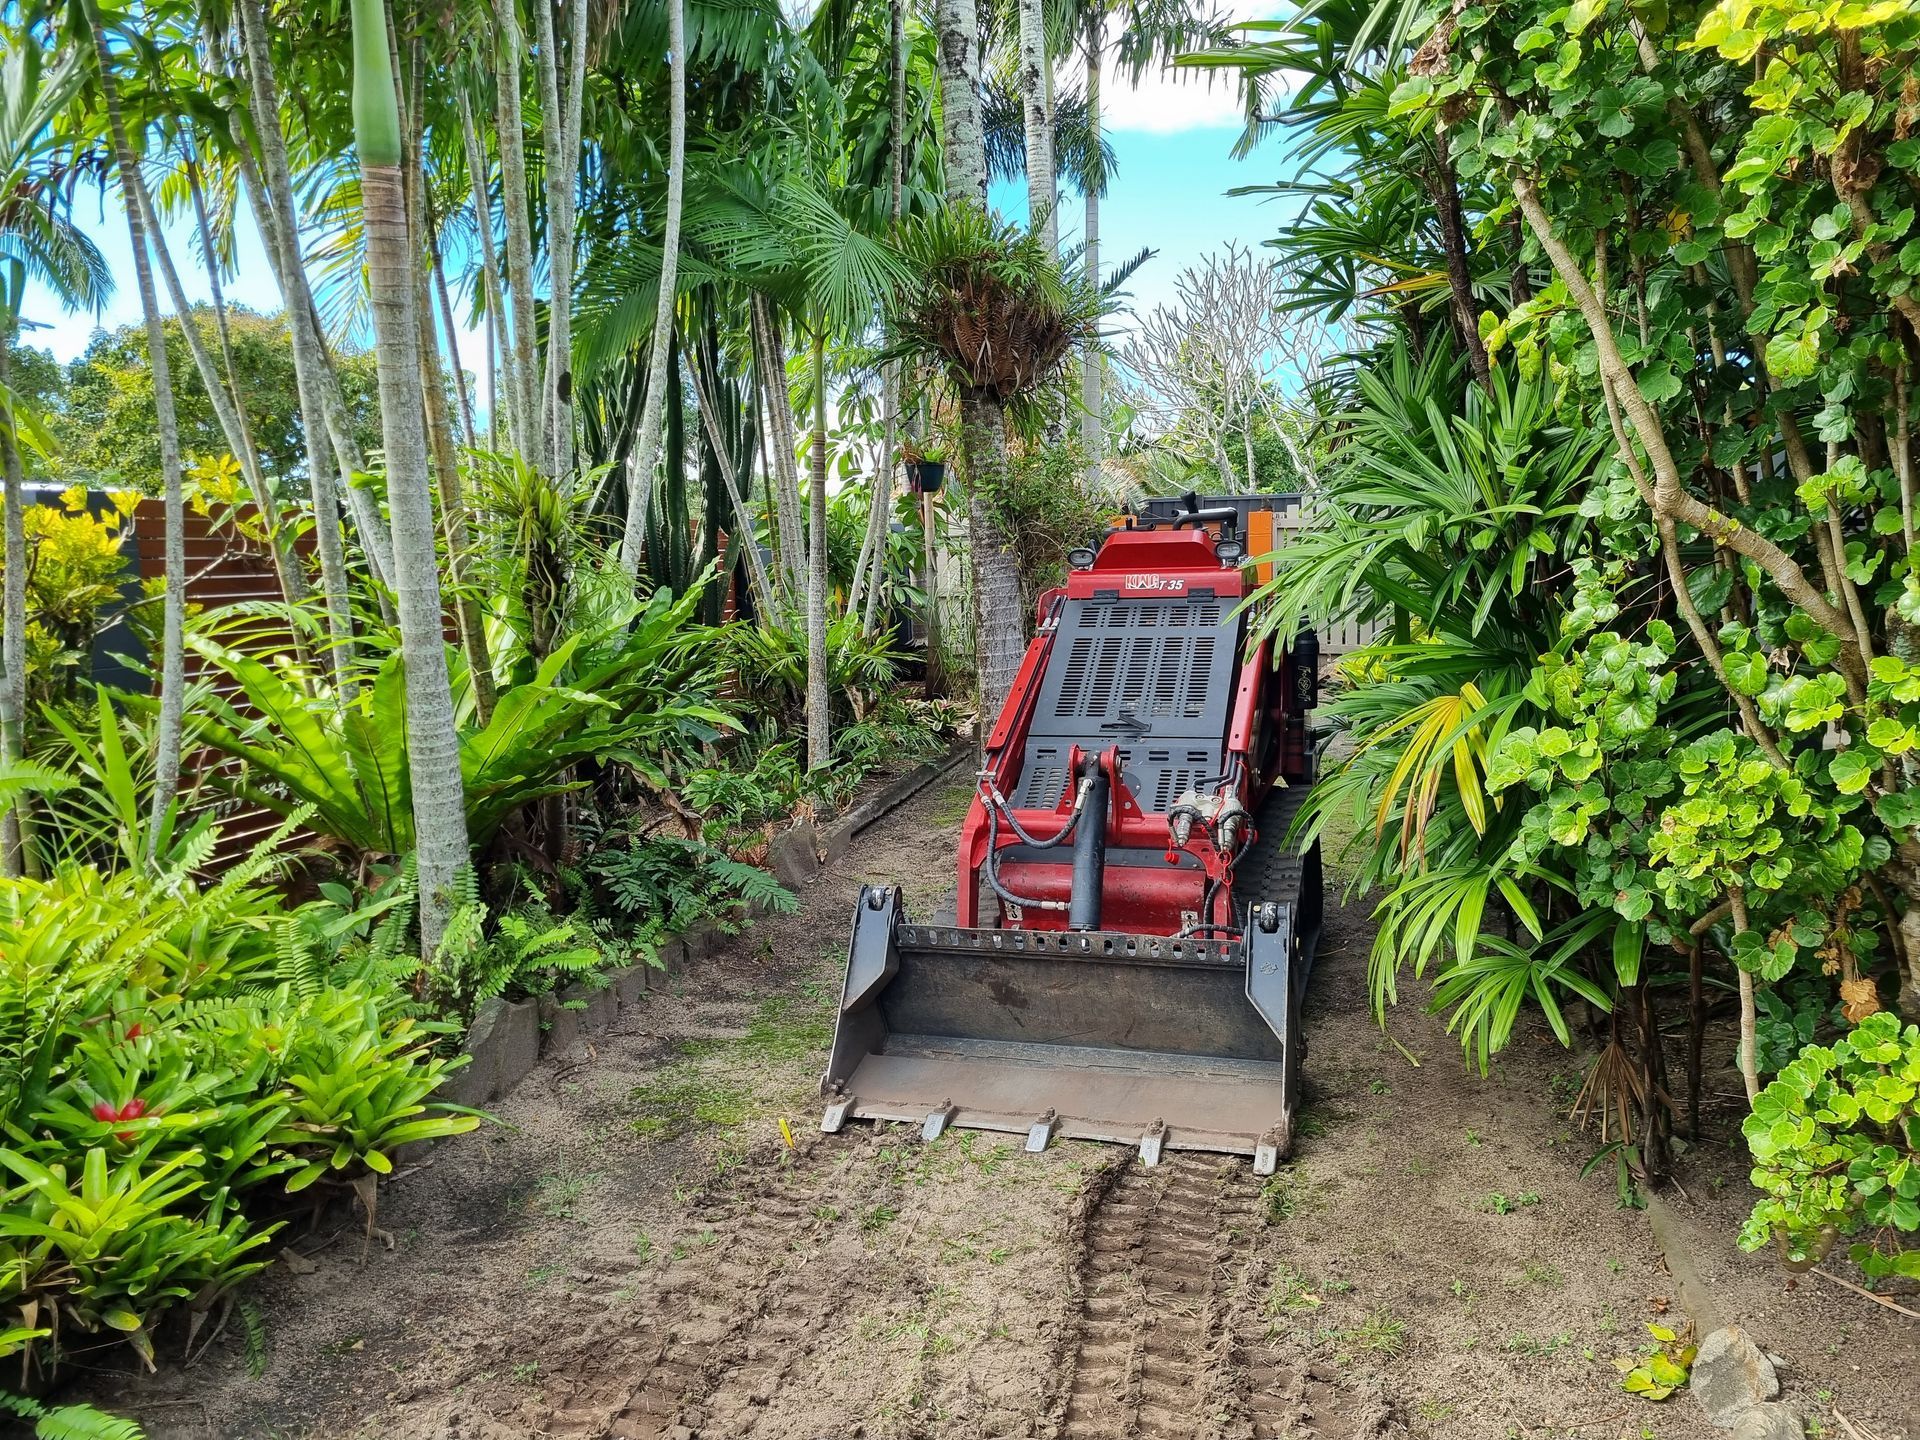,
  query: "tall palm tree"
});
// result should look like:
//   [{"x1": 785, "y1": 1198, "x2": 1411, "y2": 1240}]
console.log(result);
[
  {"x1": 0, "y1": 37, "x2": 110, "y2": 876},
  {"x1": 82, "y1": 0, "x2": 187, "y2": 860},
  {"x1": 1016, "y1": 0, "x2": 1055, "y2": 254},
  {"x1": 349, "y1": 0, "x2": 471, "y2": 960},
  {"x1": 618, "y1": 0, "x2": 686, "y2": 579}
]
